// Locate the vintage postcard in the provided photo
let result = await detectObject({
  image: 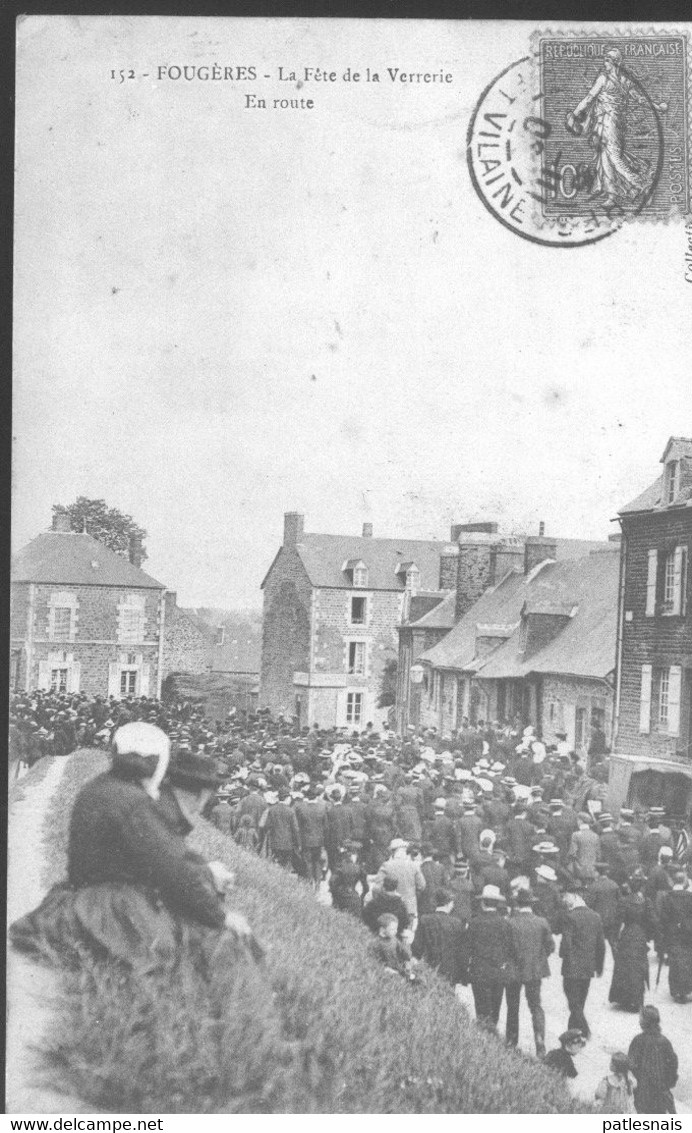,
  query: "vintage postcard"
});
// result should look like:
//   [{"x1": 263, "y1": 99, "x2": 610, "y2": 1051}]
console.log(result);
[{"x1": 8, "y1": 16, "x2": 692, "y2": 1118}]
